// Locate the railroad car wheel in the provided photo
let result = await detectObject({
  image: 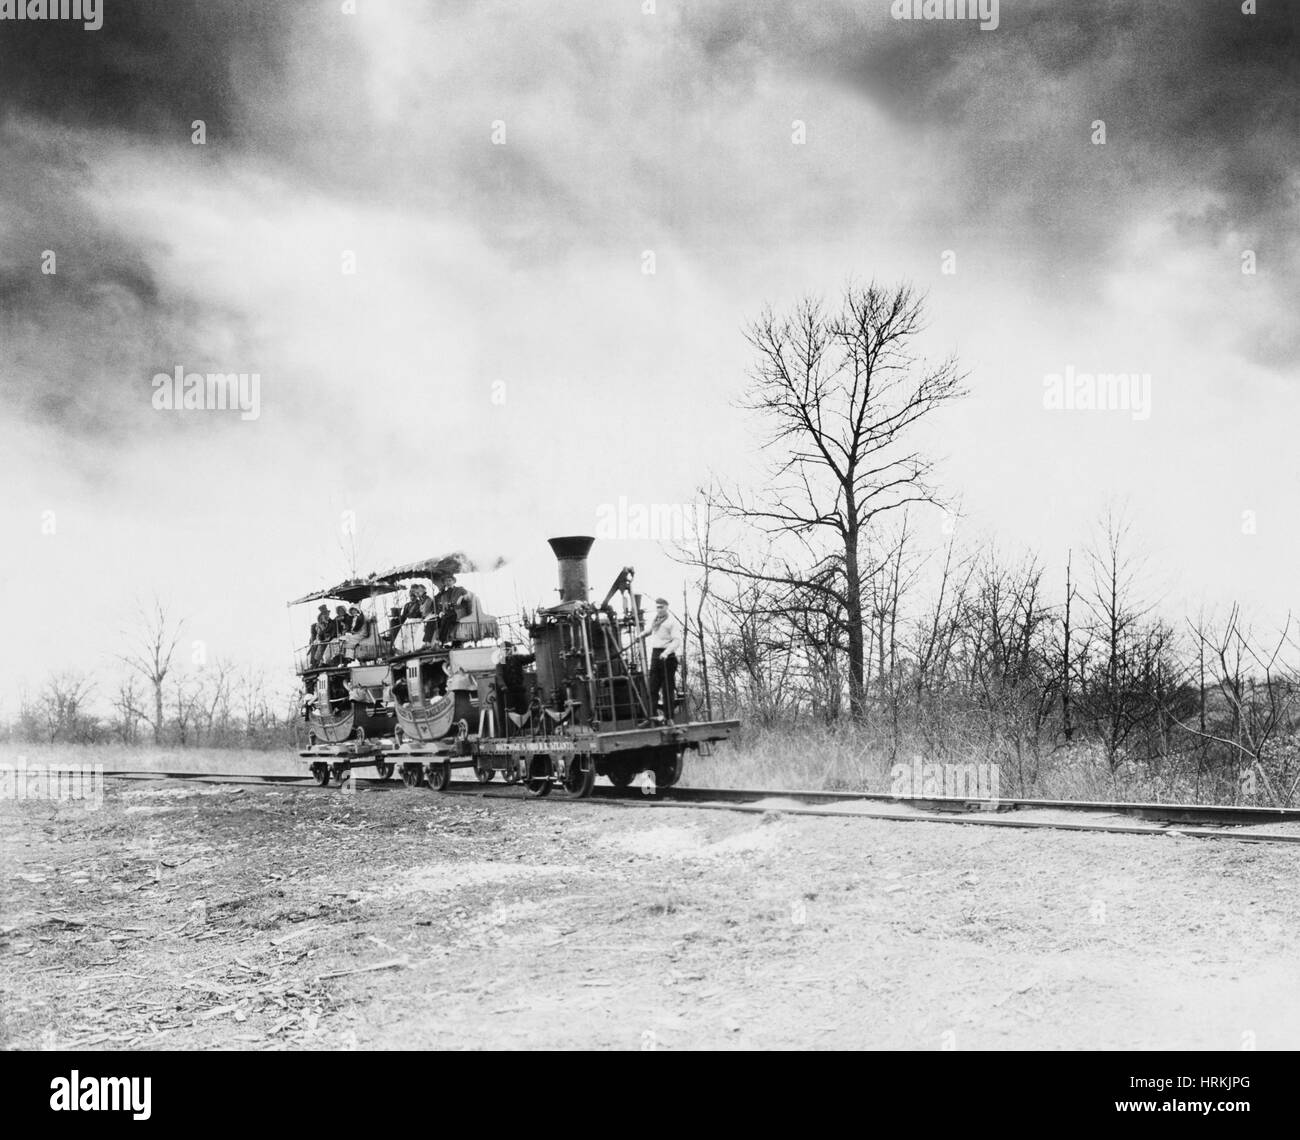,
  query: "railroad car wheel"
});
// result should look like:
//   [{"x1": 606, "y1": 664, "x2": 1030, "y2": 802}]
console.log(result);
[
  {"x1": 564, "y1": 758, "x2": 596, "y2": 798},
  {"x1": 475, "y1": 765, "x2": 495, "y2": 783},
  {"x1": 311, "y1": 764, "x2": 330, "y2": 787},
  {"x1": 375, "y1": 762, "x2": 394, "y2": 781},
  {"x1": 502, "y1": 772, "x2": 519, "y2": 786},
  {"x1": 331, "y1": 764, "x2": 346, "y2": 785},
  {"x1": 401, "y1": 764, "x2": 424, "y2": 788},
  {"x1": 526, "y1": 777, "x2": 552, "y2": 798},
  {"x1": 426, "y1": 759, "x2": 452, "y2": 792},
  {"x1": 655, "y1": 751, "x2": 683, "y2": 788},
  {"x1": 607, "y1": 765, "x2": 635, "y2": 789}
]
